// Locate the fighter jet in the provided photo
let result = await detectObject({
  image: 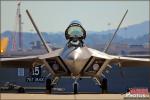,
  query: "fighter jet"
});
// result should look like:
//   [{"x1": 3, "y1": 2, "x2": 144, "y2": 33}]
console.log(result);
[{"x1": 0, "y1": 10, "x2": 150, "y2": 93}]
